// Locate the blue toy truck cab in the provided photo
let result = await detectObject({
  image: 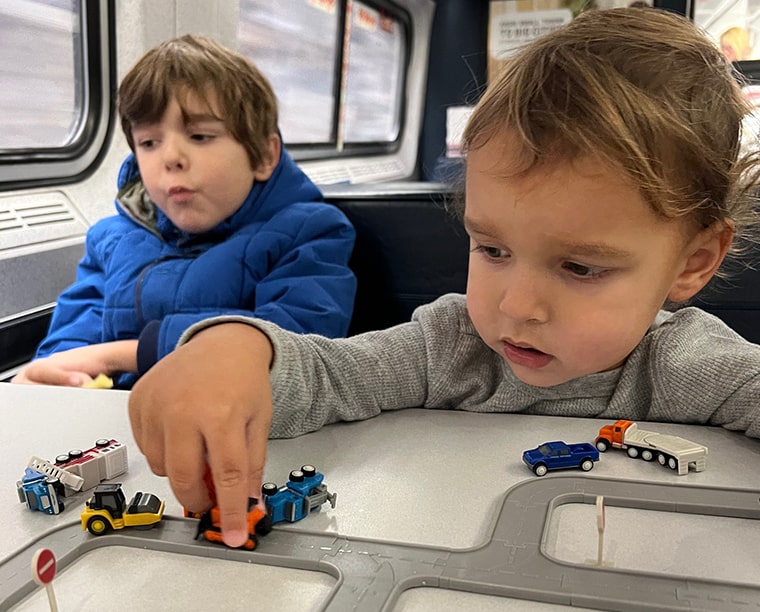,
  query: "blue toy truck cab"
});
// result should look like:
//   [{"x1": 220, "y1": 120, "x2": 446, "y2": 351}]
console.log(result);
[
  {"x1": 522, "y1": 441, "x2": 600, "y2": 477},
  {"x1": 16, "y1": 467, "x2": 65, "y2": 515},
  {"x1": 262, "y1": 465, "x2": 337, "y2": 524}
]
